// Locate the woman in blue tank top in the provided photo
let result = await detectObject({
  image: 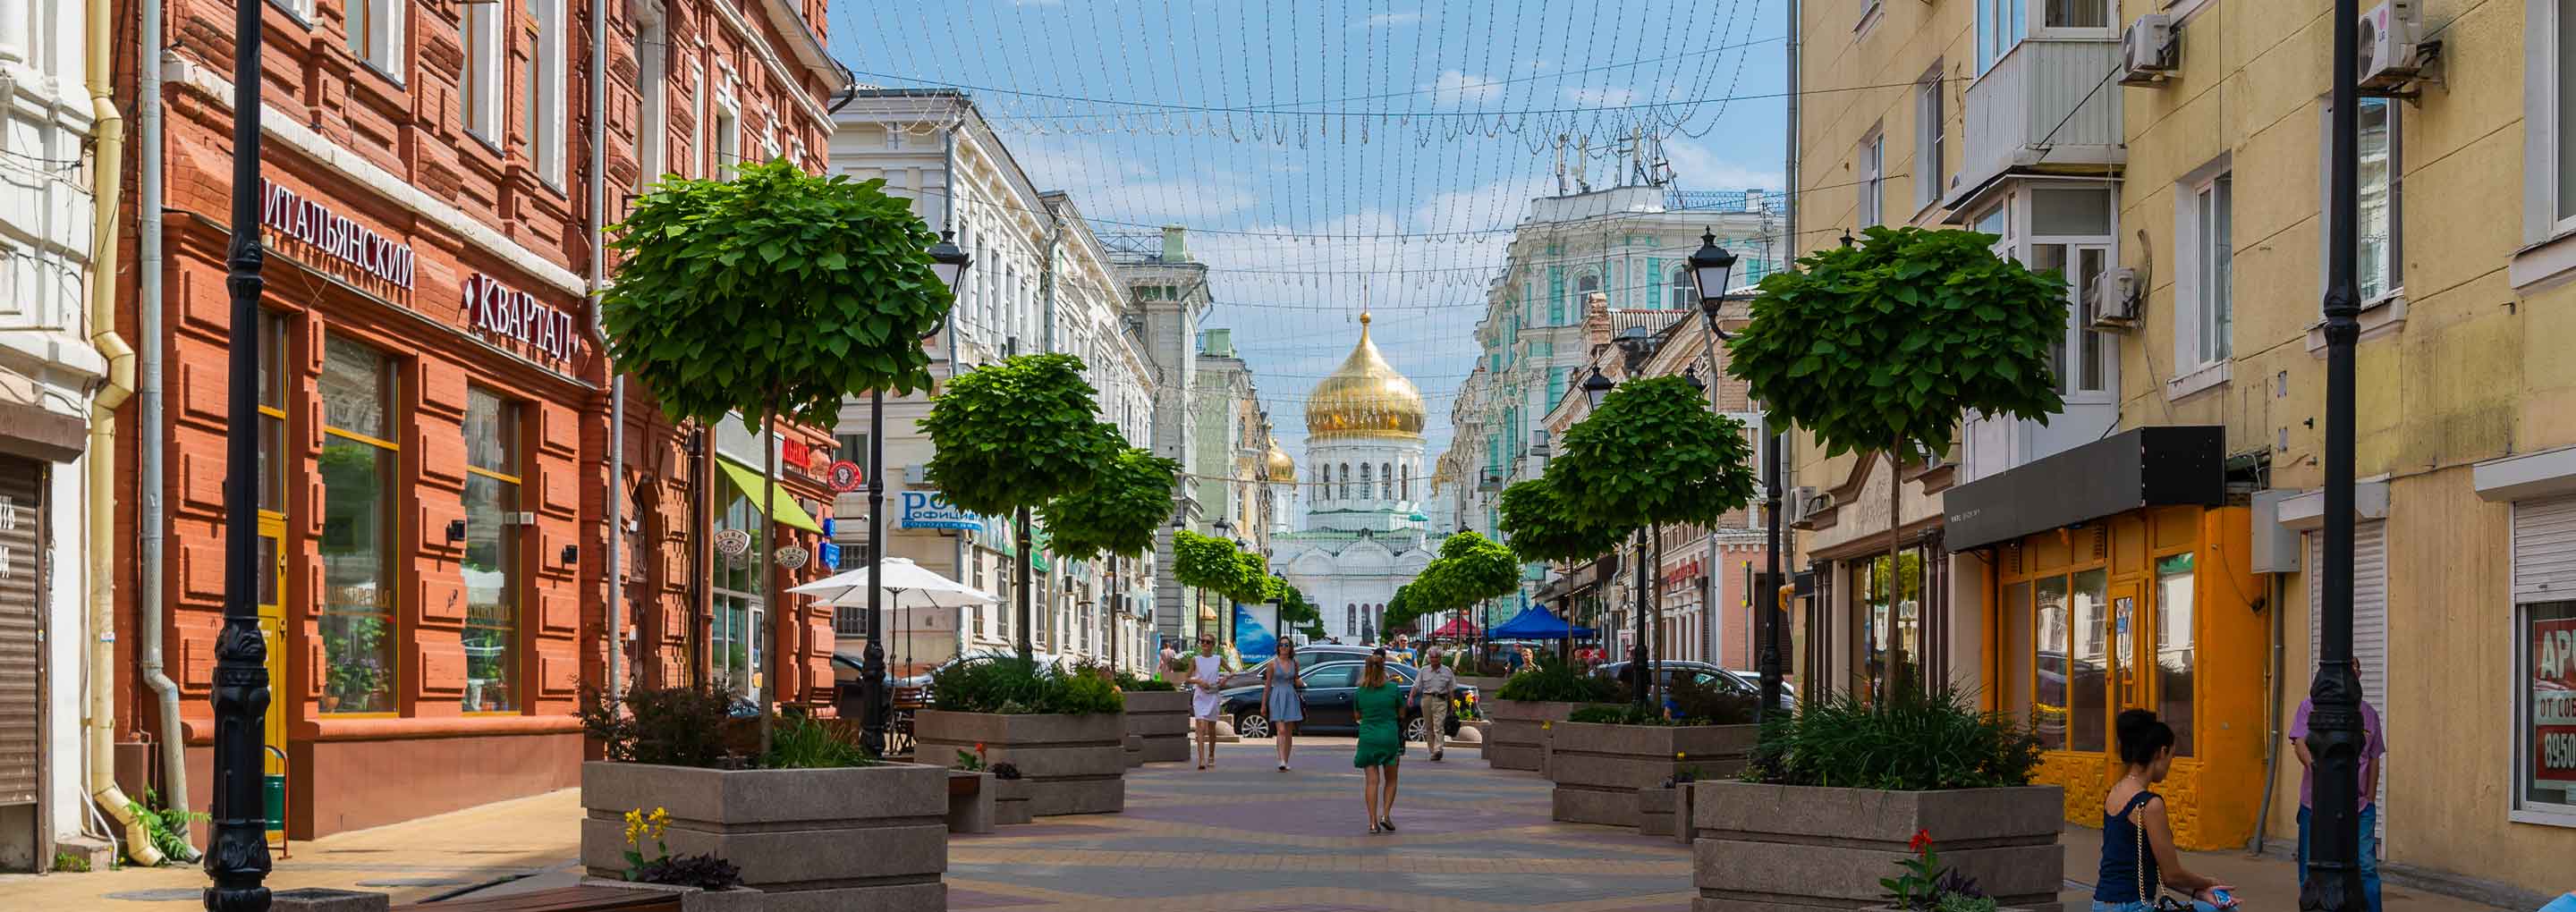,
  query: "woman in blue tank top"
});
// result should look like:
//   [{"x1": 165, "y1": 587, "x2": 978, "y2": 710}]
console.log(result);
[{"x1": 2097, "y1": 709, "x2": 2237, "y2": 911}]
